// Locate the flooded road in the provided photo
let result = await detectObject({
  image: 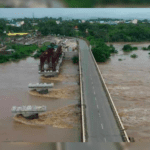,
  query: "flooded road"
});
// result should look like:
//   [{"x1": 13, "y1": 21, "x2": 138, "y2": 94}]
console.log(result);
[
  {"x1": 0, "y1": 57, "x2": 81, "y2": 142},
  {"x1": 98, "y1": 42, "x2": 150, "y2": 142}
]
